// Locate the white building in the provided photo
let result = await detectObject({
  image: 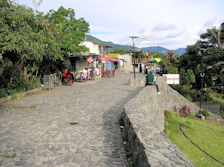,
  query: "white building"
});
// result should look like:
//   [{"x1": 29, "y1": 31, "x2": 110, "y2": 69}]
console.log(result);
[{"x1": 80, "y1": 41, "x2": 104, "y2": 55}]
